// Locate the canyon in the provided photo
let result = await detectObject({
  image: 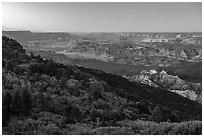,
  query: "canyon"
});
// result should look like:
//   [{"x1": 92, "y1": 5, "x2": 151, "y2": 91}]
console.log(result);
[{"x1": 3, "y1": 31, "x2": 202, "y2": 103}]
